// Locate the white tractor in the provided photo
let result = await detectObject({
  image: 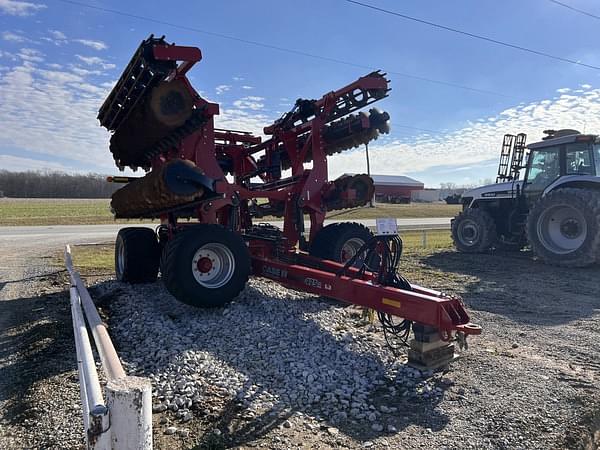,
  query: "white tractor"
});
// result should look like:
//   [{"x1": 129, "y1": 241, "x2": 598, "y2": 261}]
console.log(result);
[{"x1": 452, "y1": 129, "x2": 600, "y2": 267}]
